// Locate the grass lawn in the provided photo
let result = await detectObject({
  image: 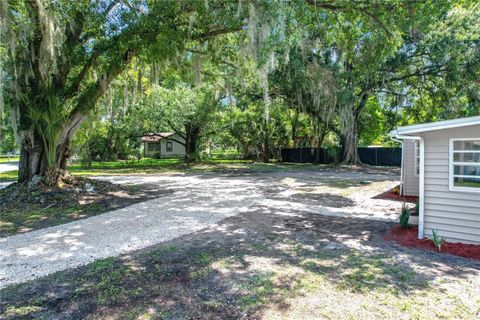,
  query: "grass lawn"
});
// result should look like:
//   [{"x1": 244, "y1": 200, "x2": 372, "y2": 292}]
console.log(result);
[
  {"x1": 67, "y1": 158, "x2": 319, "y2": 175},
  {"x1": 1, "y1": 212, "x2": 478, "y2": 319},
  {"x1": 0, "y1": 156, "x2": 19, "y2": 163},
  {"x1": 0, "y1": 158, "x2": 327, "y2": 182},
  {"x1": 0, "y1": 170, "x2": 17, "y2": 181}
]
